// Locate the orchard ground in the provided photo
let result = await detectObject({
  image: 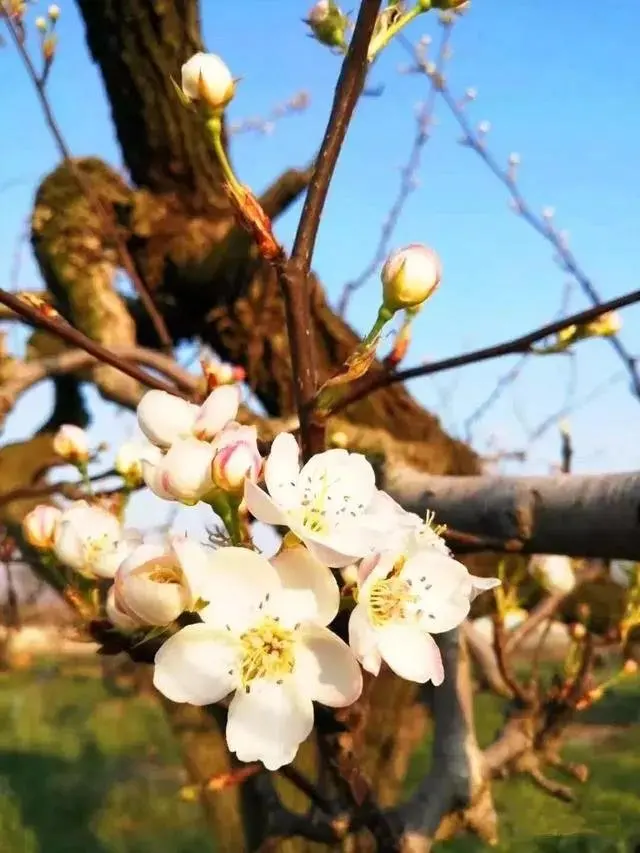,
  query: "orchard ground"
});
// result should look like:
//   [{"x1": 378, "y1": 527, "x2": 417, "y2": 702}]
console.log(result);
[{"x1": 0, "y1": 657, "x2": 638, "y2": 853}]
